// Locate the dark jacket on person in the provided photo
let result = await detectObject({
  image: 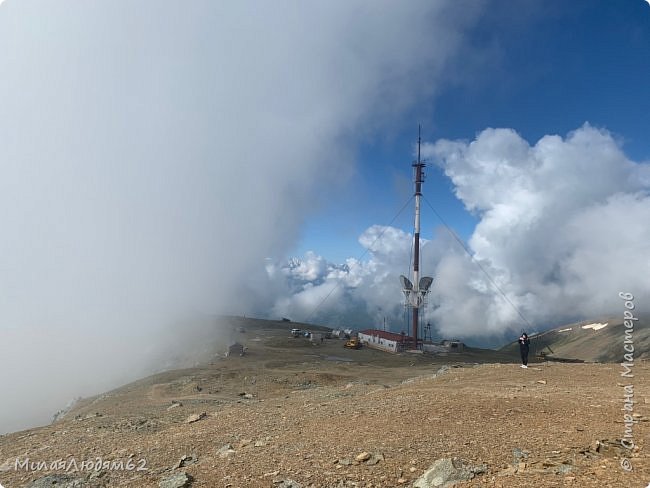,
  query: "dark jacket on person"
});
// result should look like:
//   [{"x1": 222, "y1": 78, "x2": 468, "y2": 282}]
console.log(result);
[{"x1": 519, "y1": 334, "x2": 530, "y2": 351}]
